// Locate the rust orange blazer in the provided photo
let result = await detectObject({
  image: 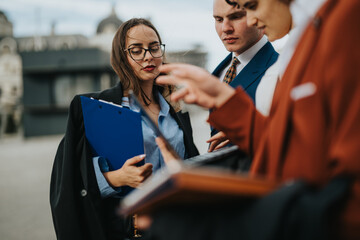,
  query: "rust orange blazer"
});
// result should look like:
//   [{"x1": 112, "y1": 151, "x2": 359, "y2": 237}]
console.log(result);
[{"x1": 209, "y1": 0, "x2": 360, "y2": 237}]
